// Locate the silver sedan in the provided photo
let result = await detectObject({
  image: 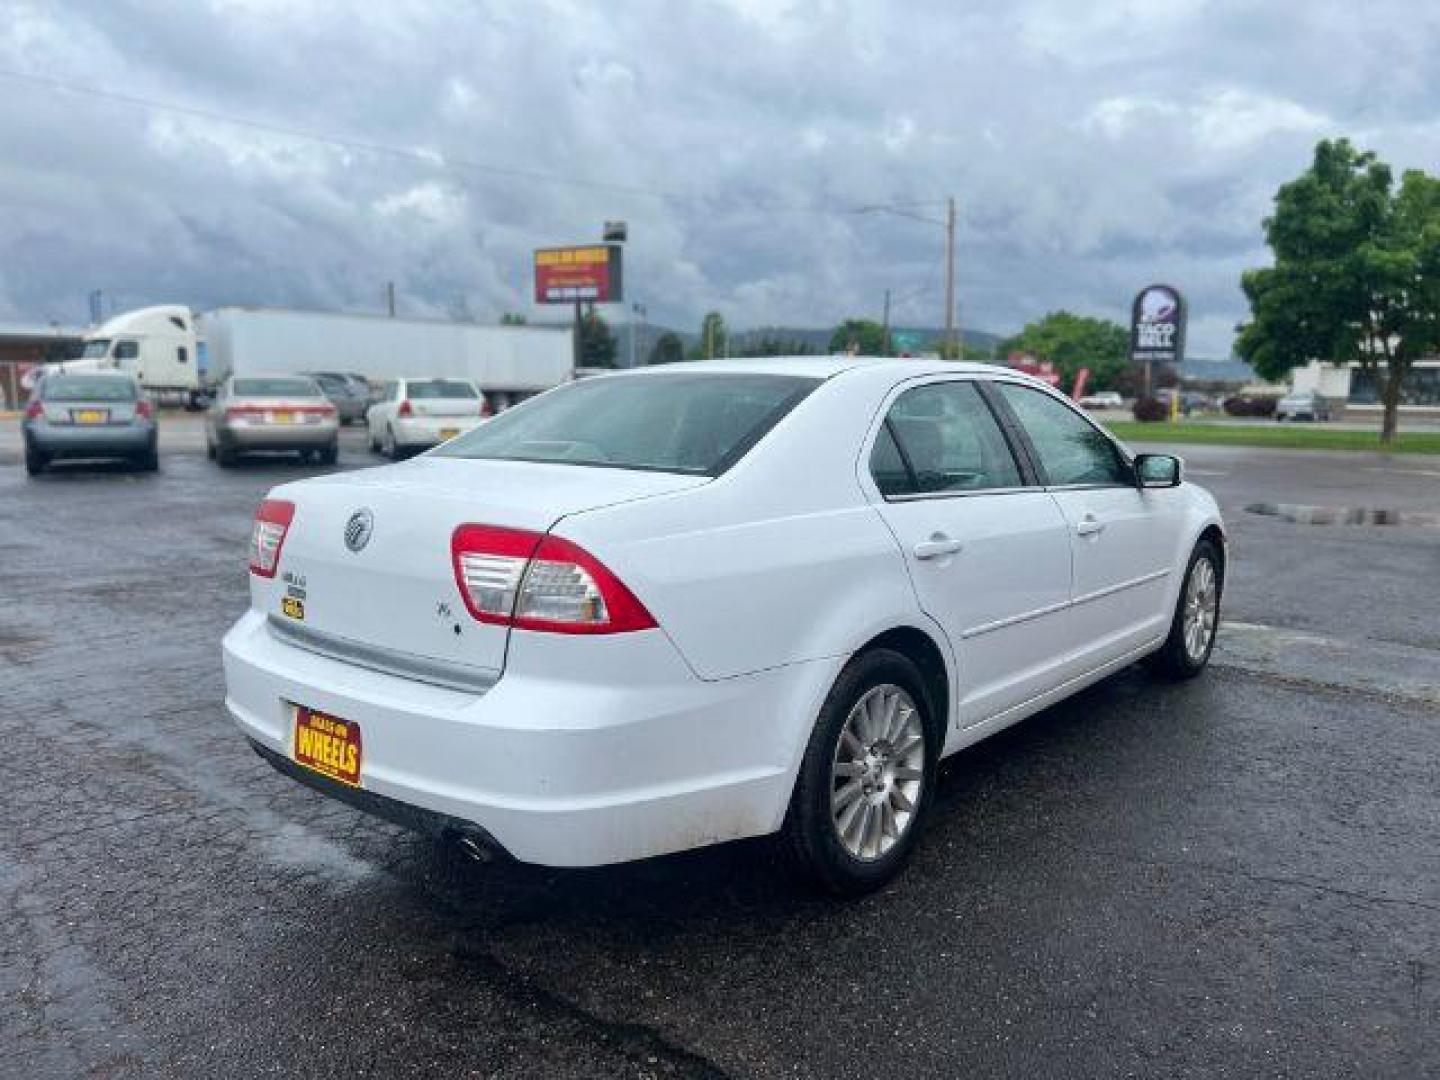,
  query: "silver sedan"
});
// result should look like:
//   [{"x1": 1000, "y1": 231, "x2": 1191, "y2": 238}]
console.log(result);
[
  {"x1": 22, "y1": 372, "x2": 158, "y2": 475},
  {"x1": 206, "y1": 376, "x2": 340, "y2": 466}
]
